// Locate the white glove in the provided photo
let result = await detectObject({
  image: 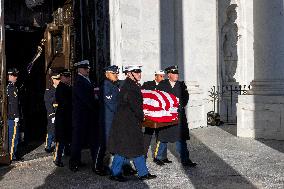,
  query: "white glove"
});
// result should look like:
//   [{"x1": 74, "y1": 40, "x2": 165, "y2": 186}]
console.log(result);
[
  {"x1": 51, "y1": 117, "x2": 55, "y2": 124},
  {"x1": 14, "y1": 118, "x2": 19, "y2": 123}
]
